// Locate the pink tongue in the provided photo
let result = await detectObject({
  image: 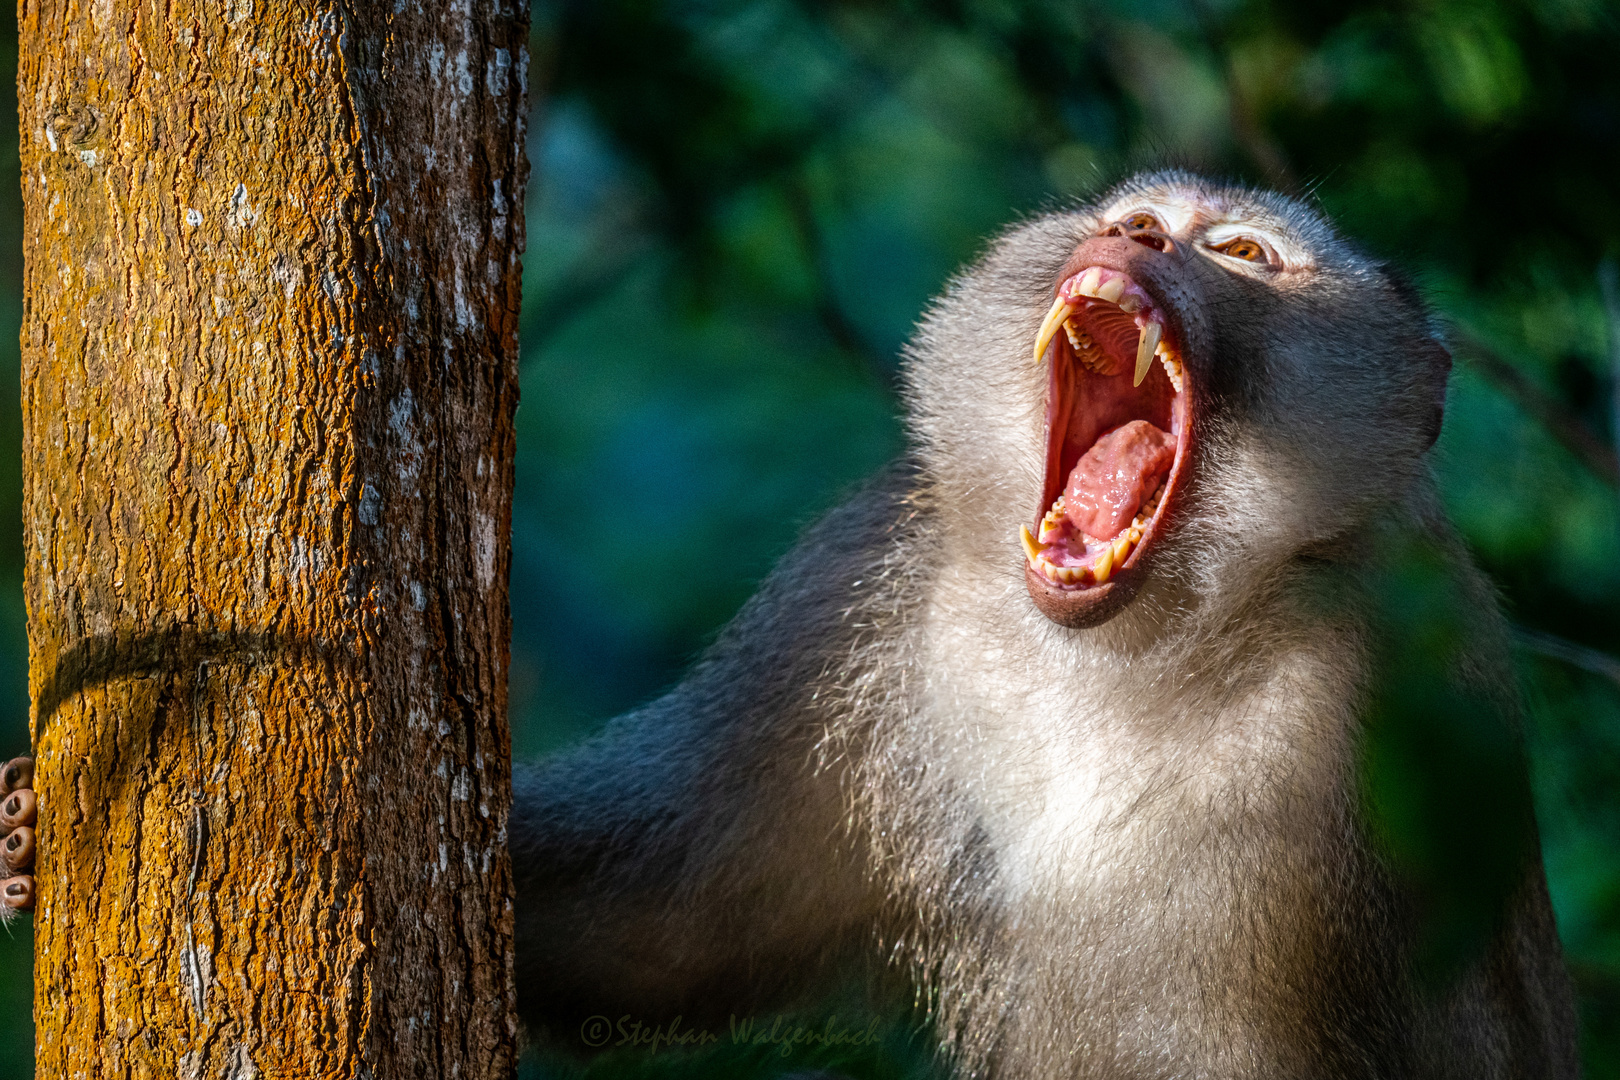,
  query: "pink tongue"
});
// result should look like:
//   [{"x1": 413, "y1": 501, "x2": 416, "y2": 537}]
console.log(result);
[{"x1": 1064, "y1": 420, "x2": 1175, "y2": 538}]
